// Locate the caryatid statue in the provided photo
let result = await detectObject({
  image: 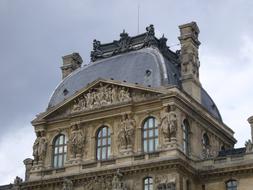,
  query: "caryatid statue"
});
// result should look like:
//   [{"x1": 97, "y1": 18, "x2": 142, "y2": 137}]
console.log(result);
[
  {"x1": 160, "y1": 106, "x2": 178, "y2": 142},
  {"x1": 69, "y1": 122, "x2": 86, "y2": 158},
  {"x1": 33, "y1": 130, "x2": 48, "y2": 163},
  {"x1": 118, "y1": 114, "x2": 135, "y2": 149}
]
